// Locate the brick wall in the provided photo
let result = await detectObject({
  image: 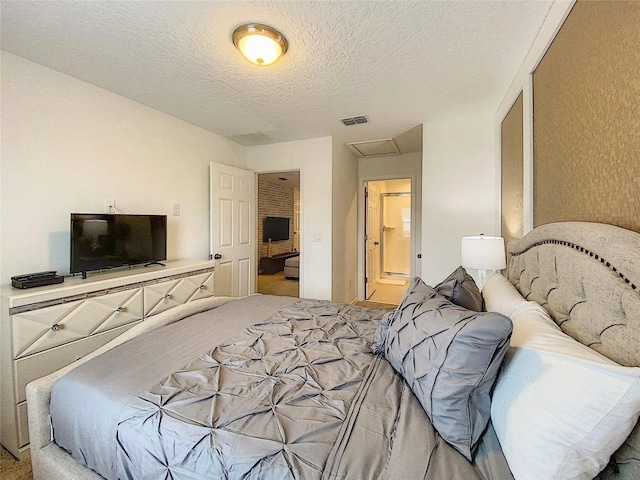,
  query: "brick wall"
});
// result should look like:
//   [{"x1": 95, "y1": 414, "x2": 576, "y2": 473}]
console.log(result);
[{"x1": 258, "y1": 178, "x2": 294, "y2": 267}]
